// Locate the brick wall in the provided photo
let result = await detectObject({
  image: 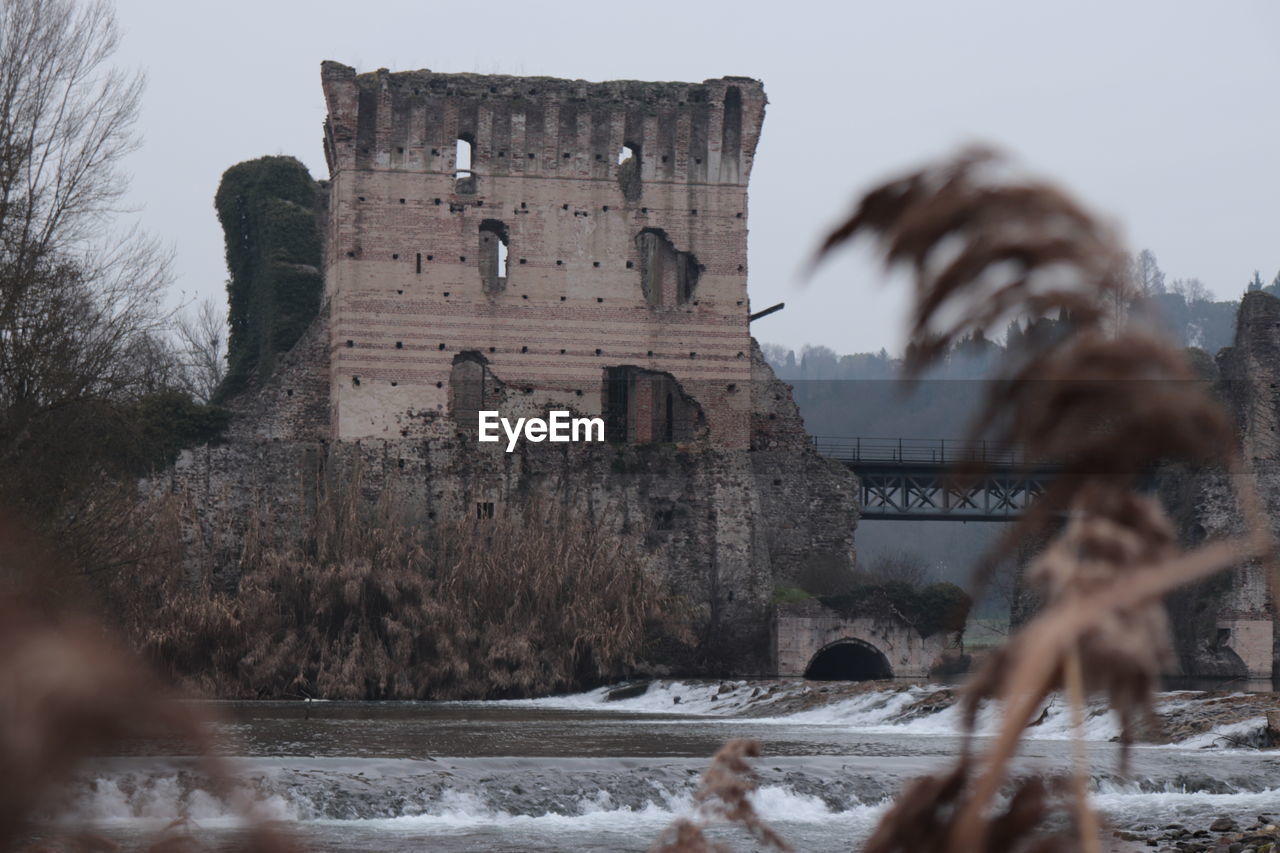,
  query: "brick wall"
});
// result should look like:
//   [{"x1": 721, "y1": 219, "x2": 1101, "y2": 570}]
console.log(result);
[{"x1": 319, "y1": 63, "x2": 763, "y2": 448}]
